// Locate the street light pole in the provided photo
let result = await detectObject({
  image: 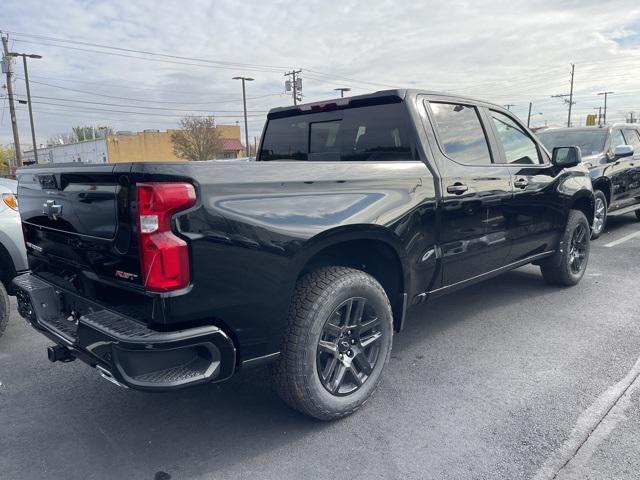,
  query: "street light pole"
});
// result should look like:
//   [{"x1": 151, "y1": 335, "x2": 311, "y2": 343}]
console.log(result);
[
  {"x1": 334, "y1": 87, "x2": 351, "y2": 98},
  {"x1": 232, "y1": 76, "x2": 254, "y2": 157},
  {"x1": 9, "y1": 52, "x2": 42, "y2": 163},
  {"x1": 1, "y1": 34, "x2": 22, "y2": 166}
]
